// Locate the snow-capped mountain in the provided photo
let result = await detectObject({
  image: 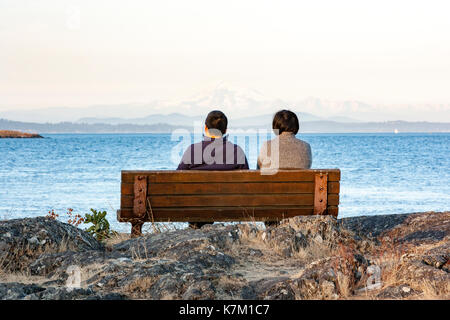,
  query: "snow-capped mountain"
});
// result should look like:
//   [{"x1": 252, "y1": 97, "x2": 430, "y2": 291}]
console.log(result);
[{"x1": 1, "y1": 84, "x2": 448, "y2": 123}]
